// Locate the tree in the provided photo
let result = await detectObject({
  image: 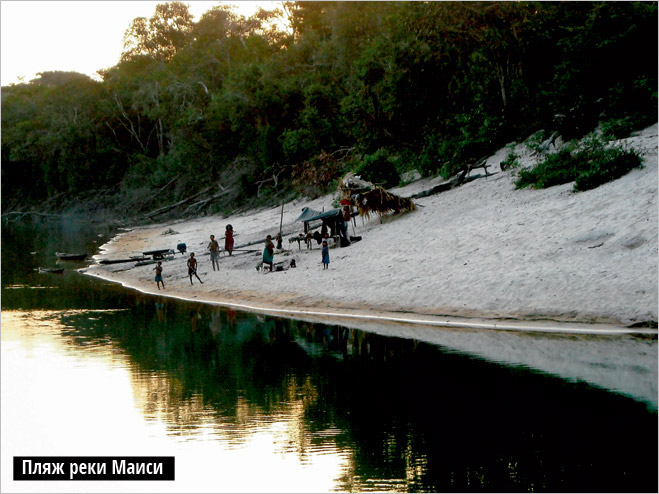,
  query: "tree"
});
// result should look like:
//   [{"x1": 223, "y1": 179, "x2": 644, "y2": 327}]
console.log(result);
[
  {"x1": 3, "y1": 1, "x2": 657, "y2": 212},
  {"x1": 122, "y1": 2, "x2": 193, "y2": 61}
]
